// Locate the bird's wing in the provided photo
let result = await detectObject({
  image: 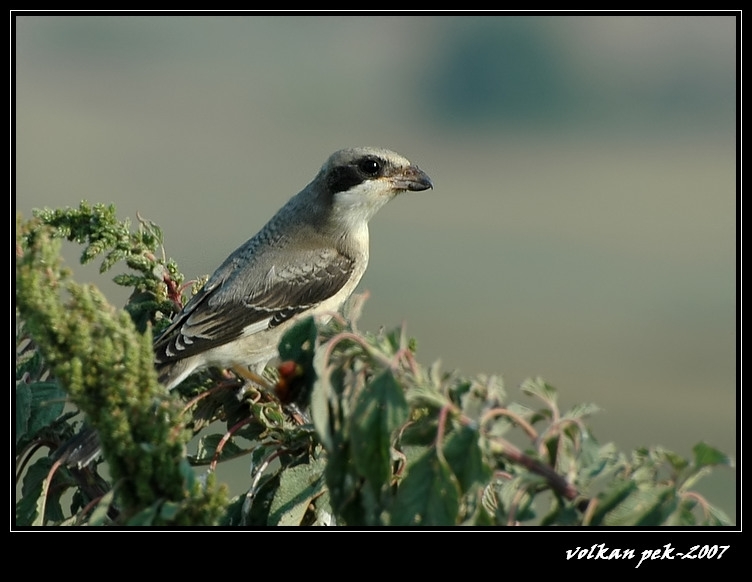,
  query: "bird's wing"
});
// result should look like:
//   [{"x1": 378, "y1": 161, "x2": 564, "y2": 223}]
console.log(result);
[{"x1": 153, "y1": 248, "x2": 355, "y2": 363}]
